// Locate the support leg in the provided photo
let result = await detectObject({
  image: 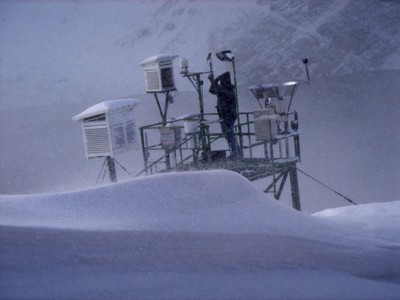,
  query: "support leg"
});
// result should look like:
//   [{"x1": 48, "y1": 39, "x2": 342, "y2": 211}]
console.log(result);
[
  {"x1": 106, "y1": 156, "x2": 117, "y2": 183},
  {"x1": 289, "y1": 166, "x2": 301, "y2": 211}
]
